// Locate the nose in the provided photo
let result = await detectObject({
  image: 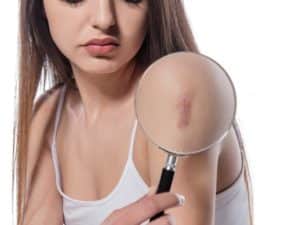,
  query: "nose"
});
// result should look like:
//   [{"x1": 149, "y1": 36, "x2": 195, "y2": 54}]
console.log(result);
[{"x1": 91, "y1": 0, "x2": 116, "y2": 31}]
